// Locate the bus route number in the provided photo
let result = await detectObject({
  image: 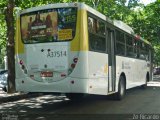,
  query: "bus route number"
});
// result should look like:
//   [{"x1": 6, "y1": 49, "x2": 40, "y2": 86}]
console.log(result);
[{"x1": 47, "y1": 51, "x2": 67, "y2": 58}]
